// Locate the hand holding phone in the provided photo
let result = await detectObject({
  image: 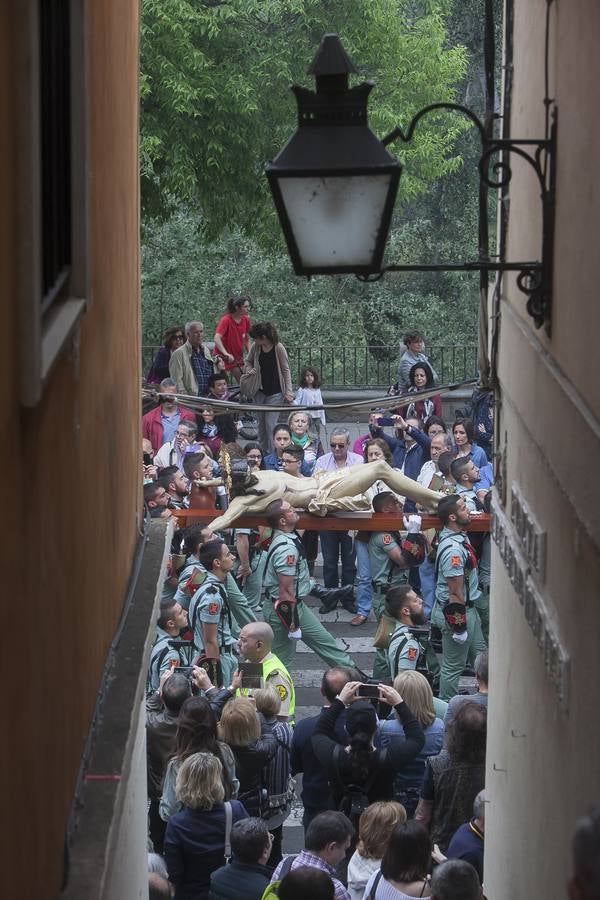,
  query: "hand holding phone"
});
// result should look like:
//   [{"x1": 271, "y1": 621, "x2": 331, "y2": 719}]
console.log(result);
[
  {"x1": 238, "y1": 662, "x2": 263, "y2": 689},
  {"x1": 356, "y1": 683, "x2": 380, "y2": 699}
]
